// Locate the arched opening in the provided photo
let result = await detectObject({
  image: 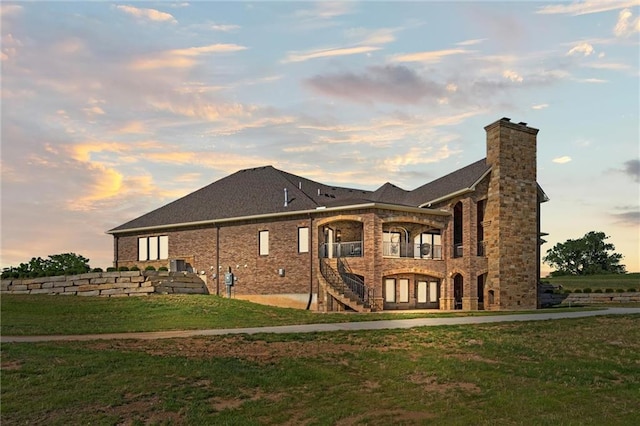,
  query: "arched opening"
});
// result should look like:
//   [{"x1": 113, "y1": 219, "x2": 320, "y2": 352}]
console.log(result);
[
  {"x1": 453, "y1": 274, "x2": 463, "y2": 310},
  {"x1": 453, "y1": 202, "x2": 463, "y2": 257}
]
